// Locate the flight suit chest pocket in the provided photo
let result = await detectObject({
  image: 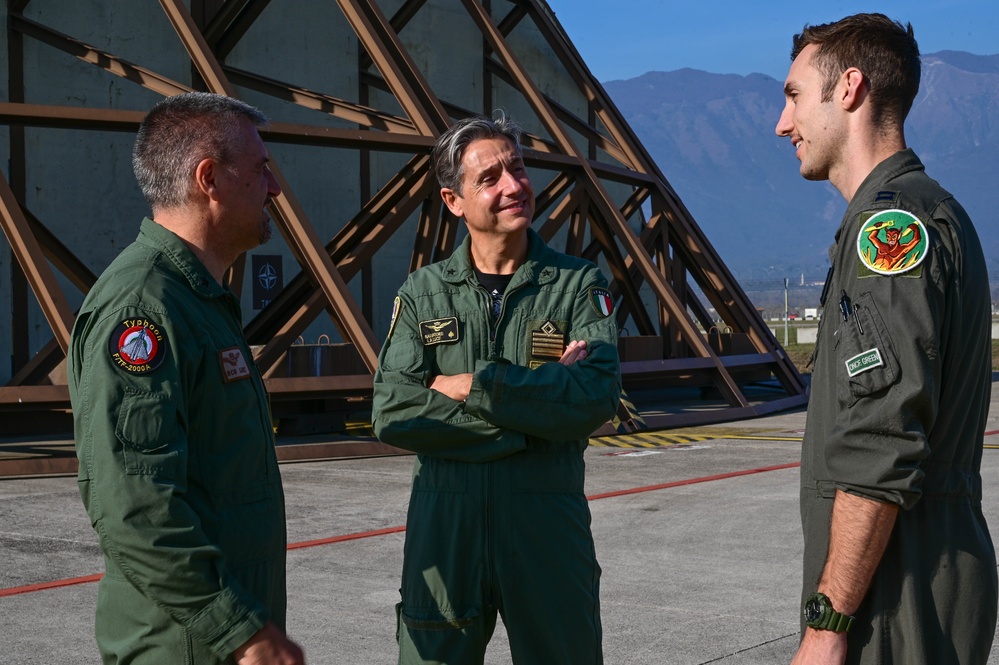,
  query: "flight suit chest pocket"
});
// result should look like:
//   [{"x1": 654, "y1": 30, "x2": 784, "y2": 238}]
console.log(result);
[{"x1": 834, "y1": 291, "x2": 900, "y2": 408}]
